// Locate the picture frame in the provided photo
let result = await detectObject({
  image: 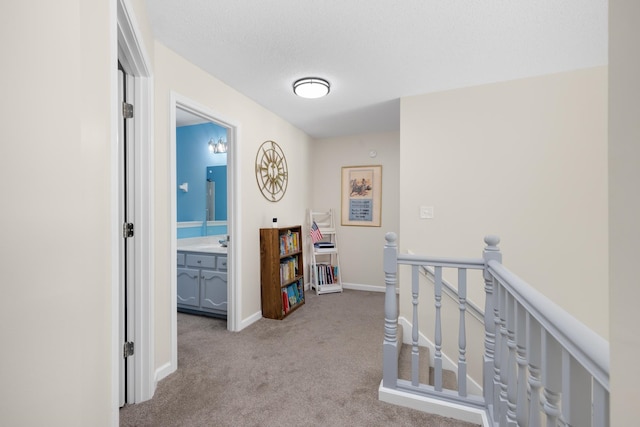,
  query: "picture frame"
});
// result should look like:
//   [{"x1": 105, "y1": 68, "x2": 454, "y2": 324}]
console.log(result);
[{"x1": 341, "y1": 165, "x2": 382, "y2": 227}]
